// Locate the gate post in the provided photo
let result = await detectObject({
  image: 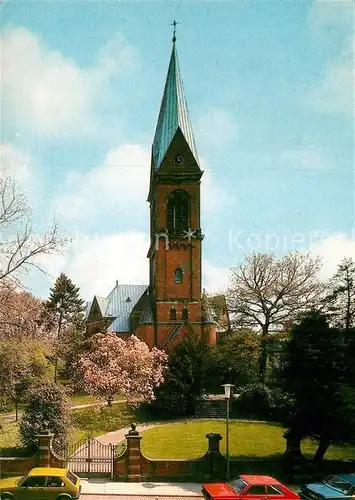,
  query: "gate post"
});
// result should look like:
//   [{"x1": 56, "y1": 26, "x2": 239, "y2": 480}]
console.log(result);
[
  {"x1": 36, "y1": 429, "x2": 54, "y2": 467},
  {"x1": 125, "y1": 423, "x2": 142, "y2": 482}
]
